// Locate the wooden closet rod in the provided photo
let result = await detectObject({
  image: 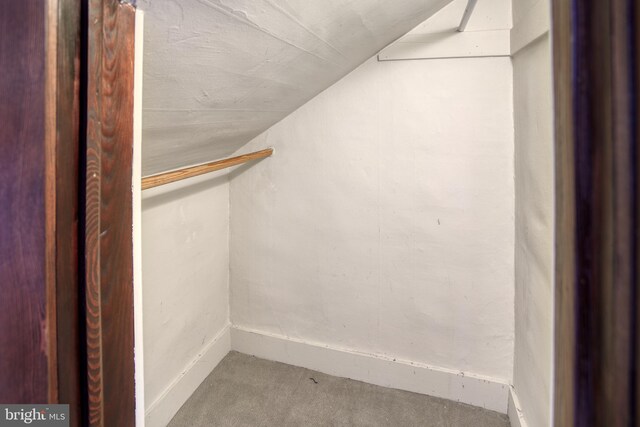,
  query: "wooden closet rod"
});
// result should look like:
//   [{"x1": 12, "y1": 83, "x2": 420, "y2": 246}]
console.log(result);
[{"x1": 142, "y1": 148, "x2": 274, "y2": 190}]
